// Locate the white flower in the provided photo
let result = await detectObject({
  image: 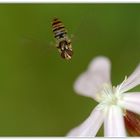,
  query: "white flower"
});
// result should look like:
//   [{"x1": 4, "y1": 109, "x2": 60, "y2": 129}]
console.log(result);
[{"x1": 67, "y1": 56, "x2": 140, "y2": 137}]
